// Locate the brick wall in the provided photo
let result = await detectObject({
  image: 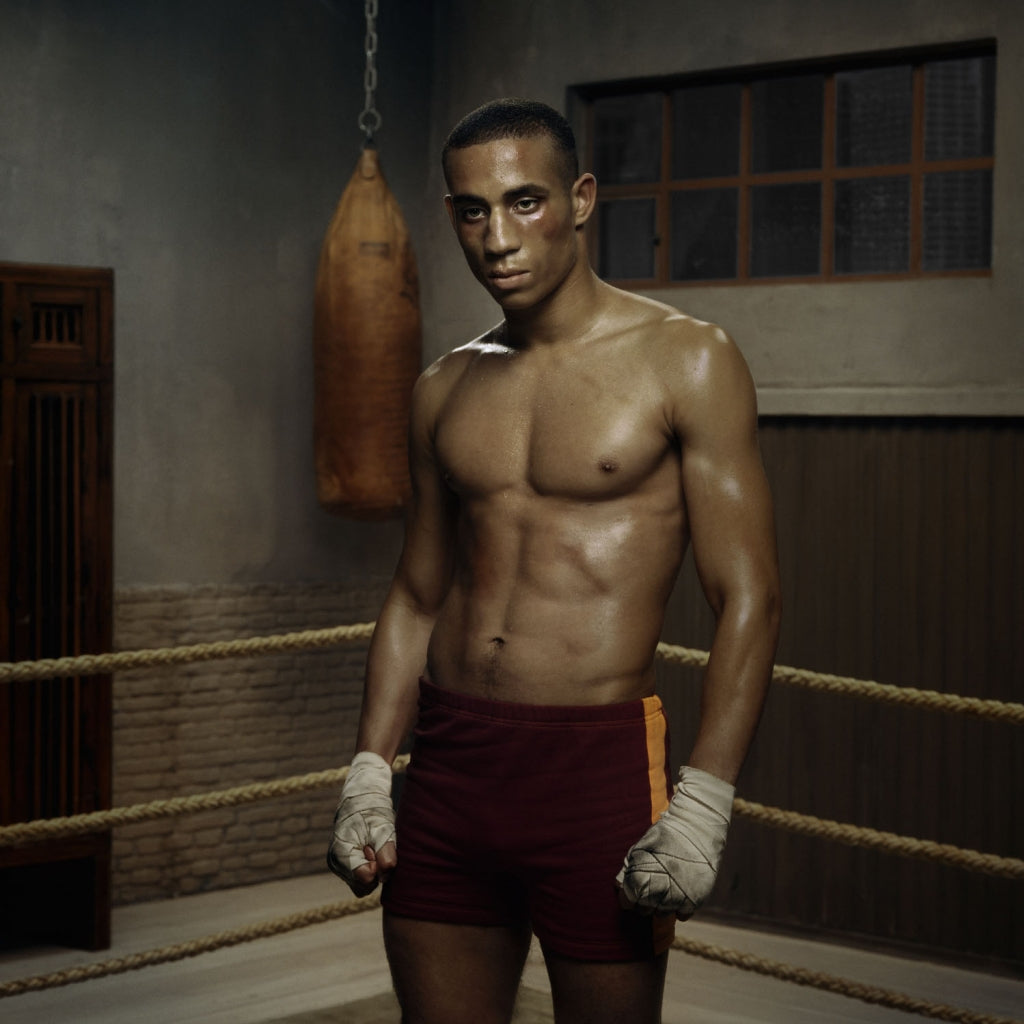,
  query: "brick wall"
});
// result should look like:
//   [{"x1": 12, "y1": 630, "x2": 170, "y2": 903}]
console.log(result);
[{"x1": 111, "y1": 581, "x2": 389, "y2": 905}]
